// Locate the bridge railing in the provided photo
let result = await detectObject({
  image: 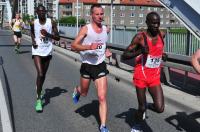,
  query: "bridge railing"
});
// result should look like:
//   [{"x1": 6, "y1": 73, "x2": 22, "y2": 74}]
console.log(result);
[{"x1": 59, "y1": 25, "x2": 200, "y2": 56}]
